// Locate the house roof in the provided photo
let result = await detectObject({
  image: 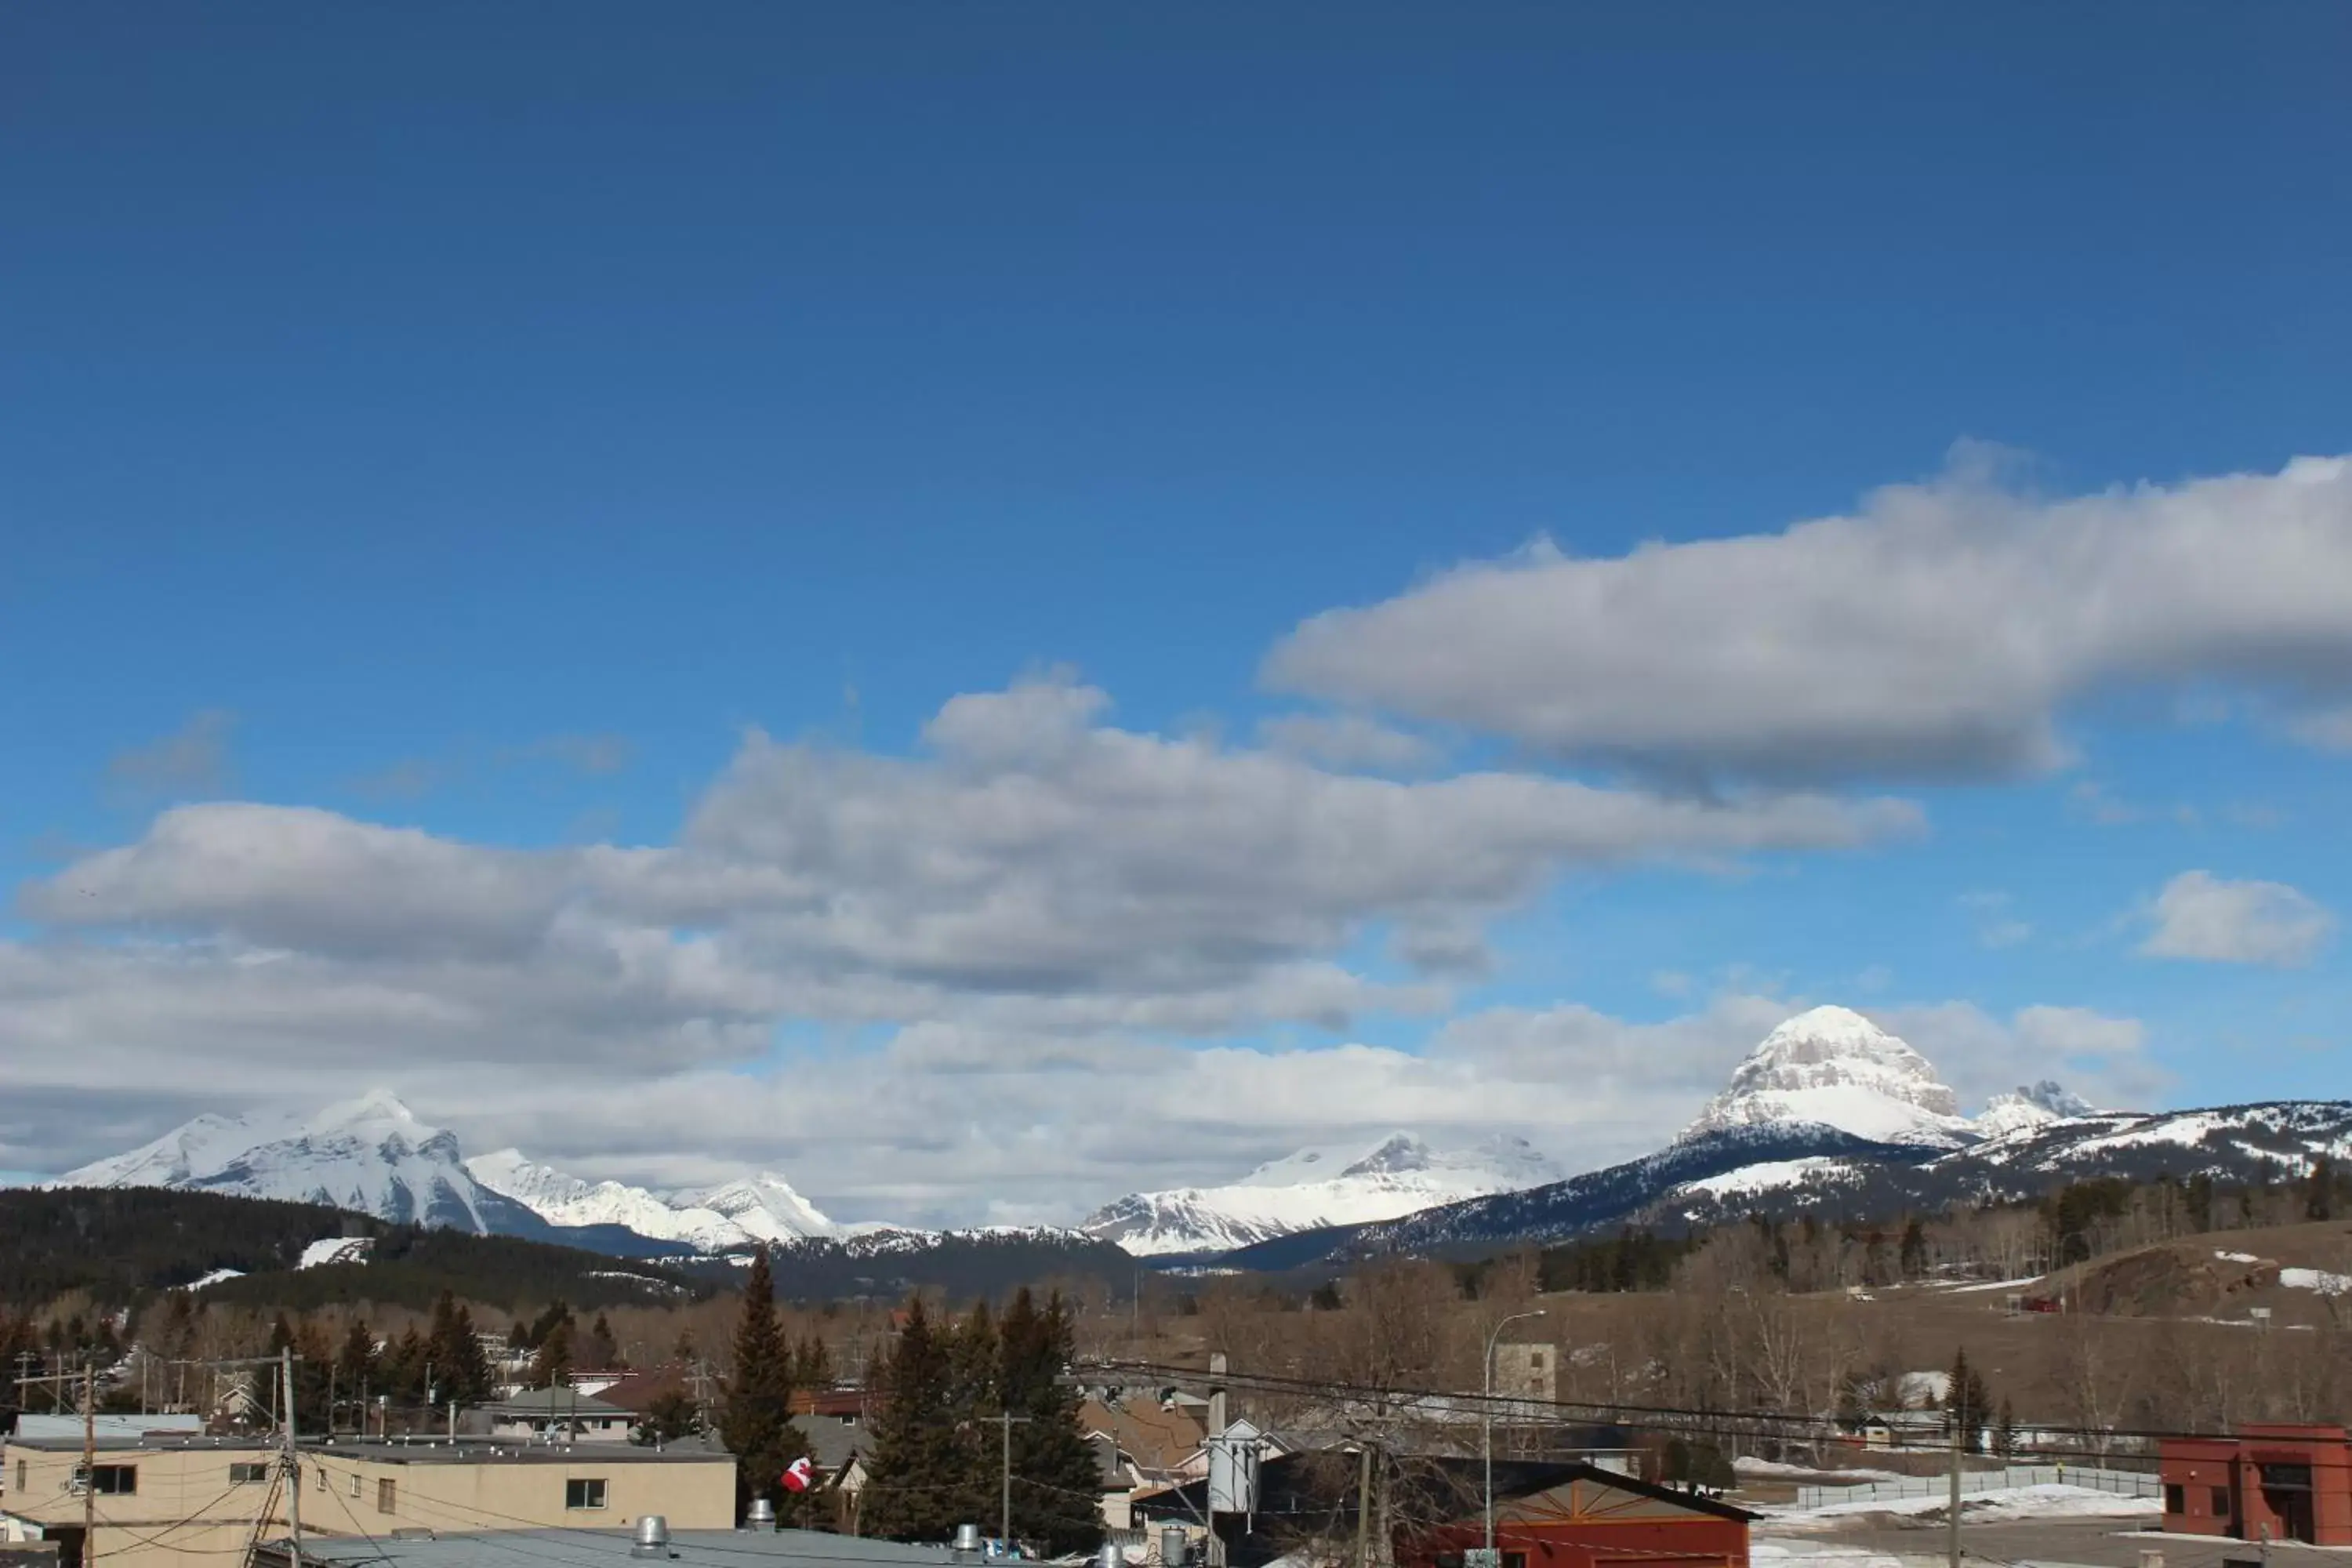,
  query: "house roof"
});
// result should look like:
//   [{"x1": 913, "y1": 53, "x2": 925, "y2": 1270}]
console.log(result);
[
  {"x1": 797, "y1": 1414, "x2": 873, "y2": 1472},
  {"x1": 1079, "y1": 1396, "x2": 1207, "y2": 1475},
  {"x1": 1134, "y1": 1453, "x2": 1755, "y2": 1529}
]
